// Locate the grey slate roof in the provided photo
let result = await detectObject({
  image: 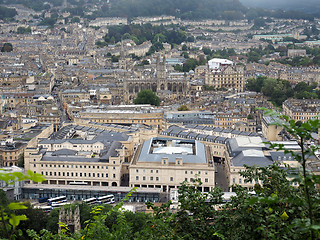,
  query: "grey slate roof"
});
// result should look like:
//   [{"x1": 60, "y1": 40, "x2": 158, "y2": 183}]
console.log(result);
[{"x1": 232, "y1": 155, "x2": 272, "y2": 167}]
